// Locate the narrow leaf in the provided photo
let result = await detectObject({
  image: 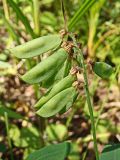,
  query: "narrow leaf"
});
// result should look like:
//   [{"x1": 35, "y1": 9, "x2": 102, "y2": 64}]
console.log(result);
[
  {"x1": 0, "y1": 106, "x2": 23, "y2": 119},
  {"x1": 68, "y1": 0, "x2": 96, "y2": 31},
  {"x1": 7, "y1": 0, "x2": 36, "y2": 38}
]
